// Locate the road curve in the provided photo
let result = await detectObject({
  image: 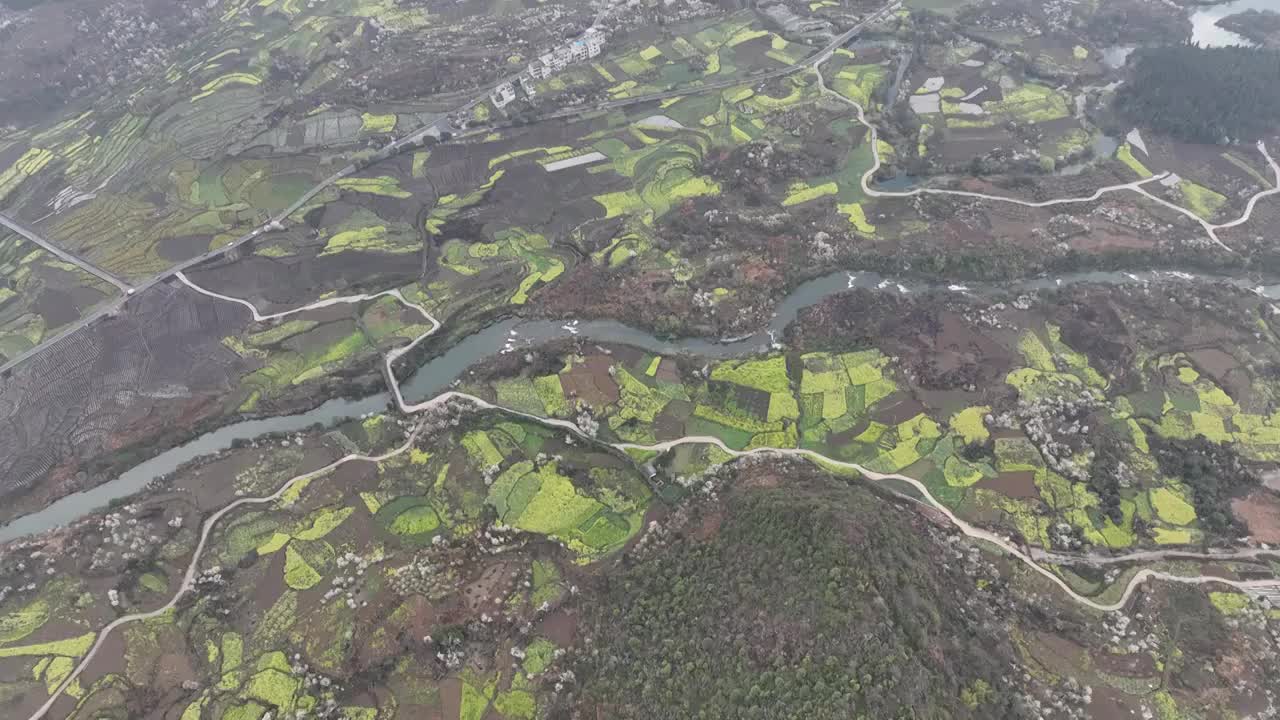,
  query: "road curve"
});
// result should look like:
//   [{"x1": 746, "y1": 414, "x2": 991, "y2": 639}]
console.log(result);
[
  {"x1": 28, "y1": 275, "x2": 1280, "y2": 719},
  {"x1": 411, "y1": 382, "x2": 1280, "y2": 613},
  {"x1": 812, "y1": 59, "x2": 1280, "y2": 253},
  {"x1": 176, "y1": 270, "x2": 442, "y2": 418},
  {"x1": 175, "y1": 271, "x2": 432, "y2": 324},
  {"x1": 29, "y1": 427, "x2": 424, "y2": 720},
  {"x1": 1203, "y1": 140, "x2": 1280, "y2": 236},
  {"x1": 612, "y1": 435, "x2": 1280, "y2": 612}
]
